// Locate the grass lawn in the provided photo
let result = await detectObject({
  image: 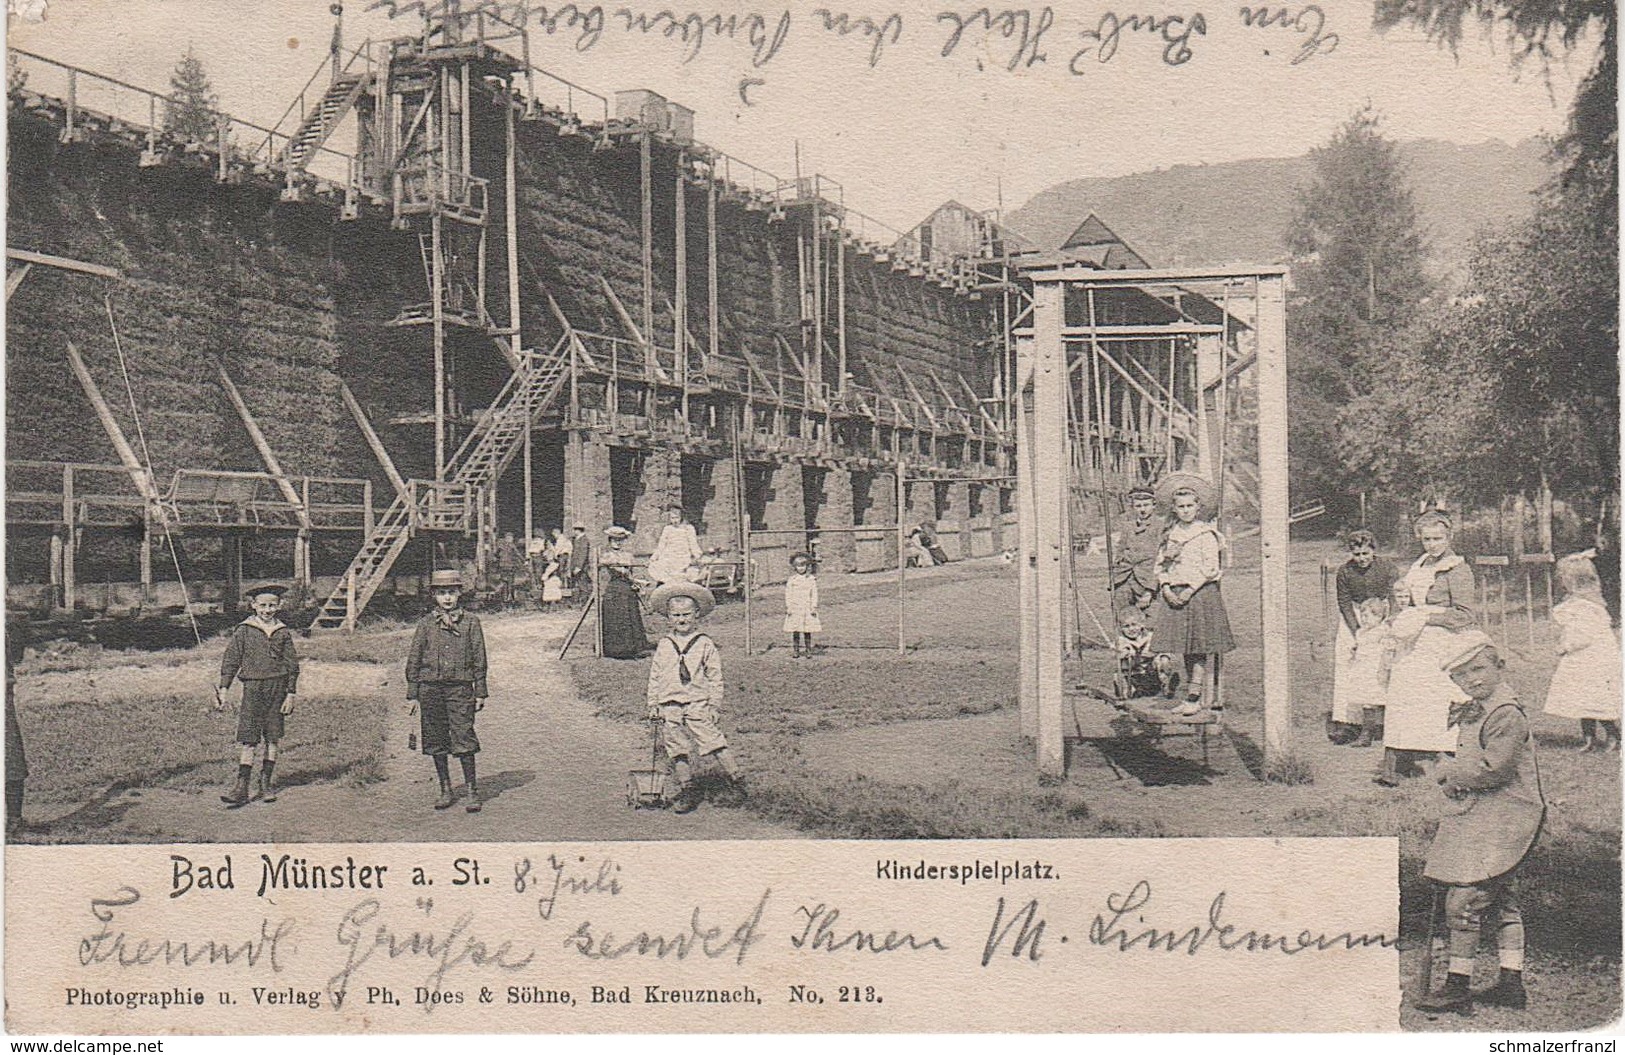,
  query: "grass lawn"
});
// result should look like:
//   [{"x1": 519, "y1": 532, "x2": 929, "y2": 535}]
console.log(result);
[
  {"x1": 12, "y1": 626, "x2": 405, "y2": 843},
  {"x1": 568, "y1": 541, "x2": 1622, "y2": 1030}
]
